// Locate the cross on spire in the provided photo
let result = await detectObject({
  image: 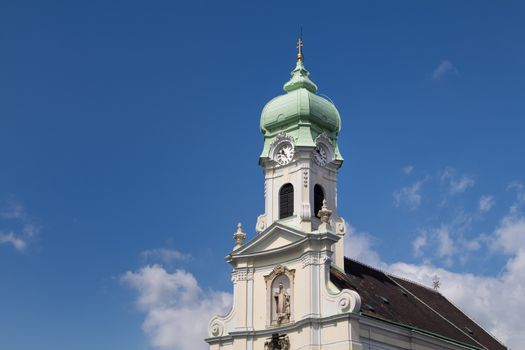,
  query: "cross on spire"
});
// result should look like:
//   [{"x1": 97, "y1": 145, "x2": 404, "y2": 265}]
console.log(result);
[{"x1": 296, "y1": 37, "x2": 303, "y2": 62}]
